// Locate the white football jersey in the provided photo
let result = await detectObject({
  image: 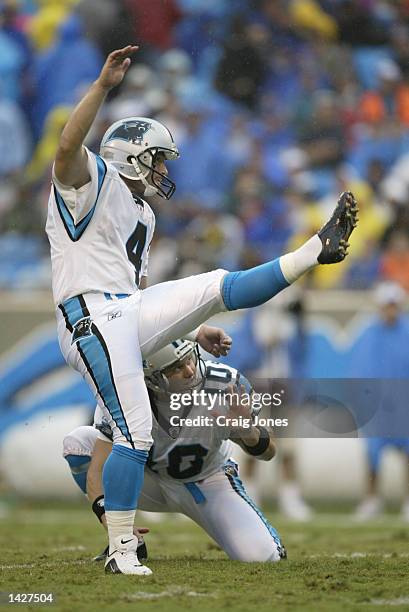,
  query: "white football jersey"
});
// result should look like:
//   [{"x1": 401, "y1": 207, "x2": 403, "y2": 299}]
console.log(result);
[
  {"x1": 94, "y1": 361, "x2": 252, "y2": 483},
  {"x1": 46, "y1": 147, "x2": 155, "y2": 306}
]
